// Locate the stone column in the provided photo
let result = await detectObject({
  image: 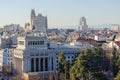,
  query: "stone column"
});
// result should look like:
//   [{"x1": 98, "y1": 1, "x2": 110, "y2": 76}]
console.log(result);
[
  {"x1": 23, "y1": 58, "x2": 26, "y2": 72},
  {"x1": 49, "y1": 57, "x2": 51, "y2": 71},
  {"x1": 28, "y1": 58, "x2": 31, "y2": 72},
  {"x1": 26, "y1": 58, "x2": 28, "y2": 72}
]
